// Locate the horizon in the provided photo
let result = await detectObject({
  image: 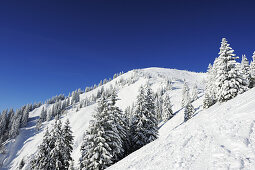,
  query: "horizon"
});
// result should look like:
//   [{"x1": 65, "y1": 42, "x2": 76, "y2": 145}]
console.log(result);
[{"x1": 1, "y1": 0, "x2": 255, "y2": 111}]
